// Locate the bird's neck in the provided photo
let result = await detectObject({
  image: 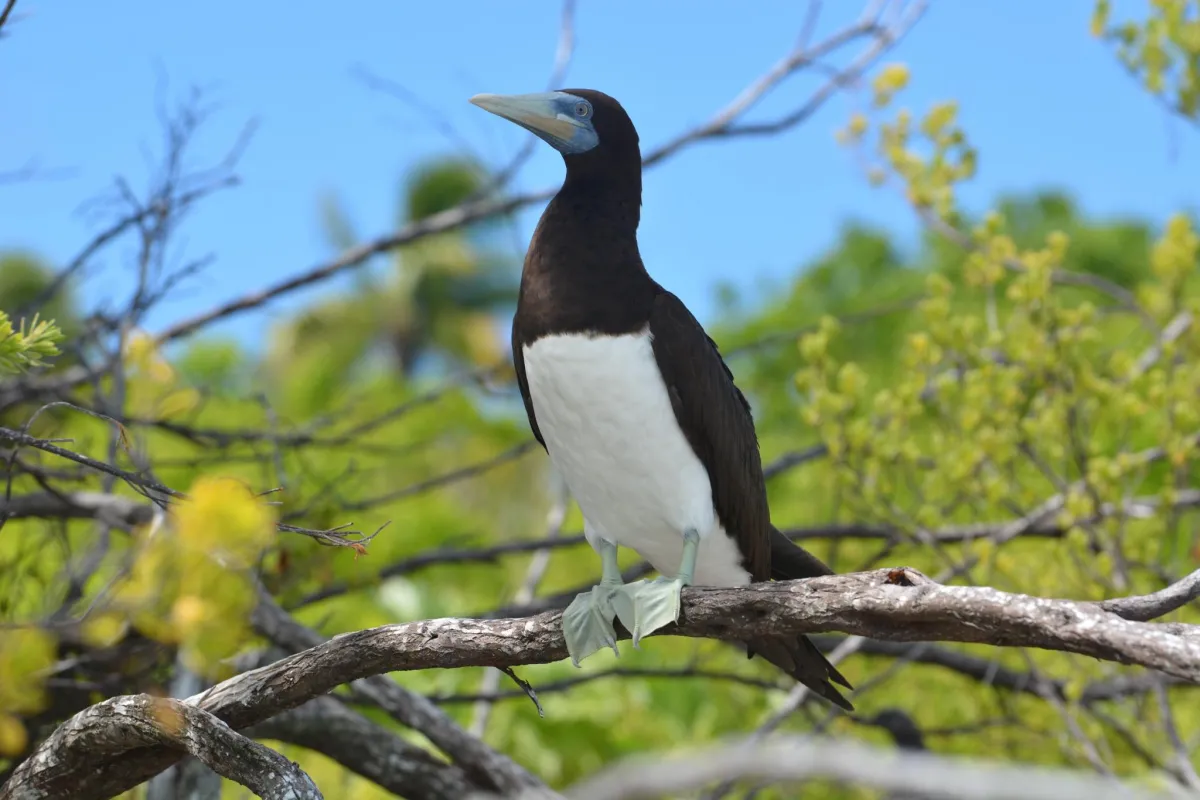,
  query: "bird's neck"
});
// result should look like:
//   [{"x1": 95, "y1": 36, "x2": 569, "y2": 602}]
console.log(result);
[
  {"x1": 518, "y1": 175, "x2": 654, "y2": 336},
  {"x1": 558, "y1": 170, "x2": 642, "y2": 234},
  {"x1": 530, "y1": 175, "x2": 644, "y2": 276}
]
